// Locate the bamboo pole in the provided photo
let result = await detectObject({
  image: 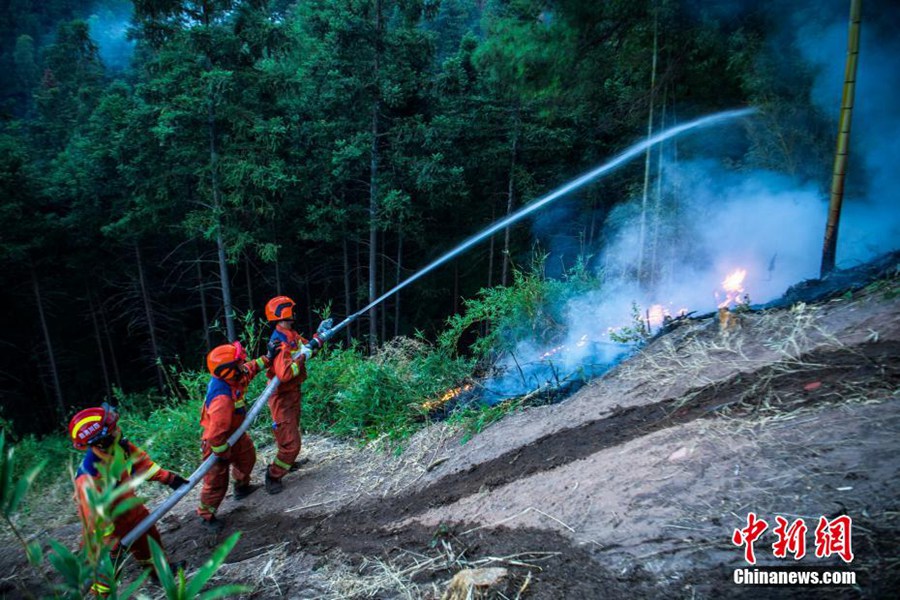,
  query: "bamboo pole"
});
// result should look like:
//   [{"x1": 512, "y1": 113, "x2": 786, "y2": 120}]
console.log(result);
[{"x1": 821, "y1": 0, "x2": 862, "y2": 276}]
